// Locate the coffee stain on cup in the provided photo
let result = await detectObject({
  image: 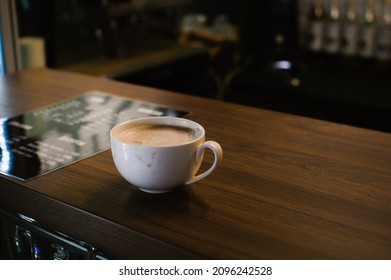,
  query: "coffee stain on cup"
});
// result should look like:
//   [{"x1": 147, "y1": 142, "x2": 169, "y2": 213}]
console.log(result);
[{"x1": 135, "y1": 151, "x2": 157, "y2": 168}]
